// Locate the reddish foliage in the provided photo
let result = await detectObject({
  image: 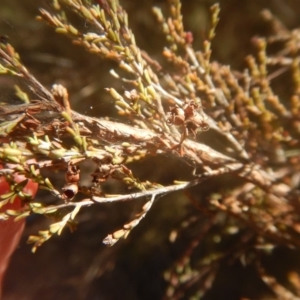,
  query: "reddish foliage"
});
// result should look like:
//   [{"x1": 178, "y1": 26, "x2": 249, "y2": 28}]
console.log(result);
[{"x1": 0, "y1": 165, "x2": 38, "y2": 295}]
